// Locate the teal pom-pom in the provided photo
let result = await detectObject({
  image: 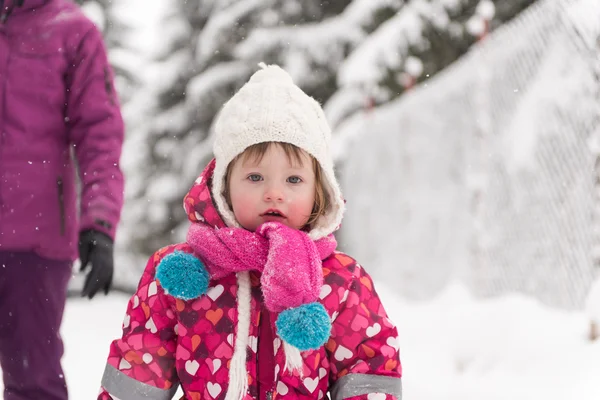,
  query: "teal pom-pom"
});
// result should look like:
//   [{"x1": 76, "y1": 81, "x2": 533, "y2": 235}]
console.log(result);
[
  {"x1": 275, "y1": 302, "x2": 331, "y2": 351},
  {"x1": 155, "y1": 251, "x2": 209, "y2": 300}
]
